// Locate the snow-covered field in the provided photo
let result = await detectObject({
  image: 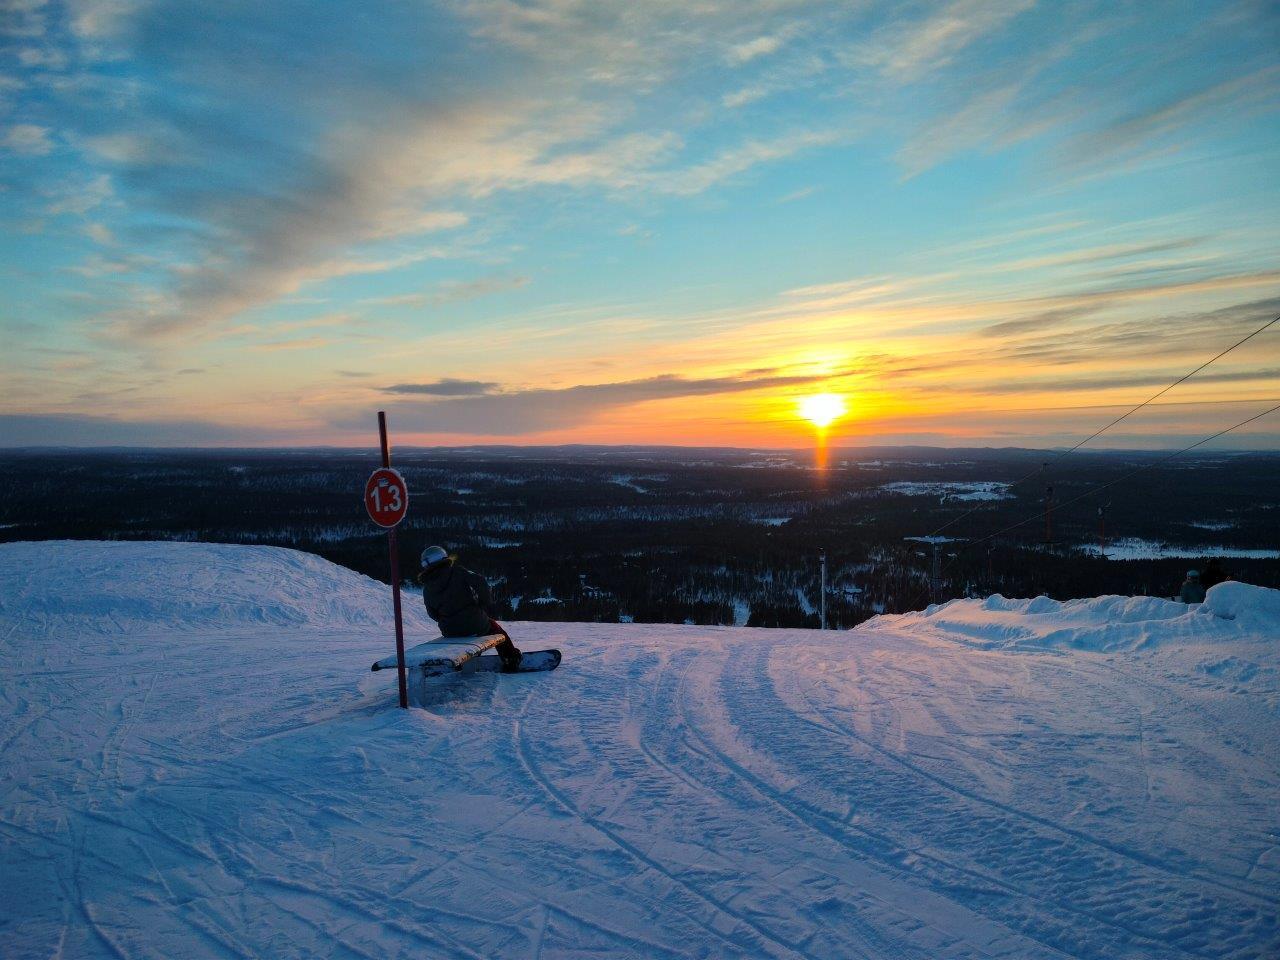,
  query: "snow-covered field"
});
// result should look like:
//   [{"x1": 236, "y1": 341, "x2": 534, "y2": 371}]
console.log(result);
[
  {"x1": 2, "y1": 541, "x2": 1278, "y2": 959},
  {"x1": 881, "y1": 481, "x2": 1011, "y2": 501},
  {"x1": 1081, "y1": 538, "x2": 1280, "y2": 560}
]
